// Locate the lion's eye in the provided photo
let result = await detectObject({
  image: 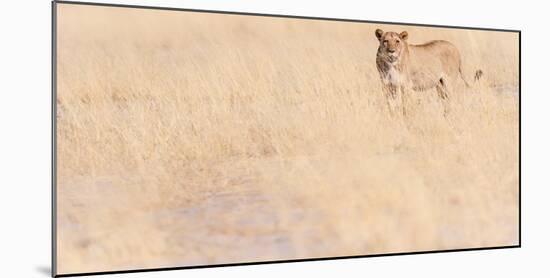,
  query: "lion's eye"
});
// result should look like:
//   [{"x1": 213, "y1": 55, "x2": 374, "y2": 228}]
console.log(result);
[
  {"x1": 396, "y1": 40, "x2": 400, "y2": 44},
  {"x1": 383, "y1": 40, "x2": 388, "y2": 45}
]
